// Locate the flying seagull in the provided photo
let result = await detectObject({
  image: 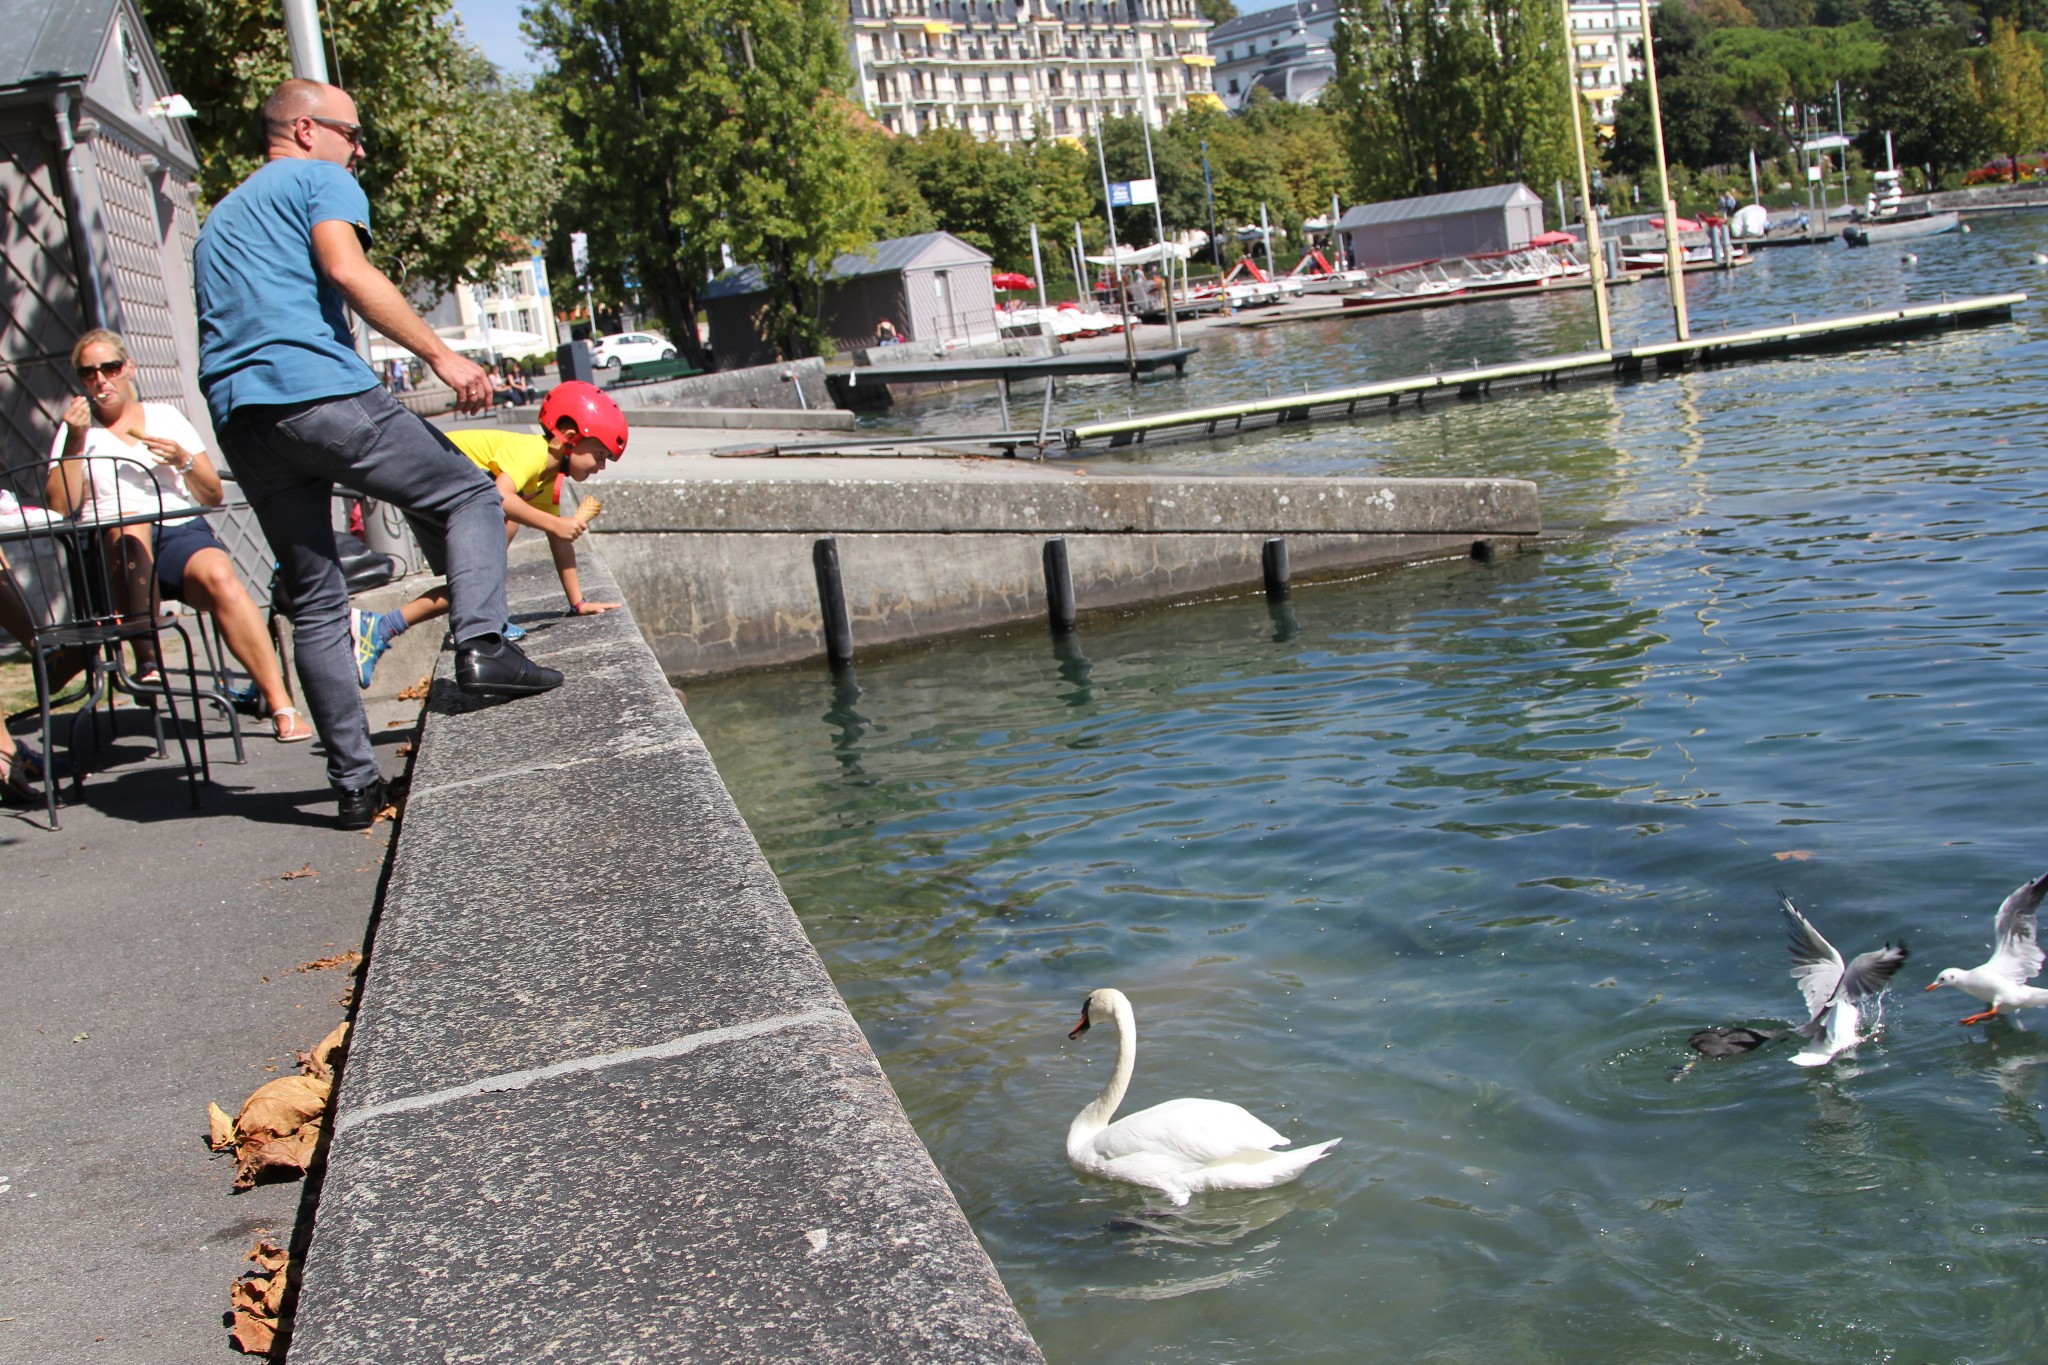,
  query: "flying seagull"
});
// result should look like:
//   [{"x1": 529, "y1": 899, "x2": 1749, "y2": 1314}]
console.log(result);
[{"x1": 1782, "y1": 896, "x2": 1909, "y2": 1067}]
